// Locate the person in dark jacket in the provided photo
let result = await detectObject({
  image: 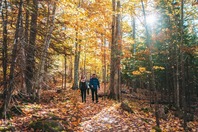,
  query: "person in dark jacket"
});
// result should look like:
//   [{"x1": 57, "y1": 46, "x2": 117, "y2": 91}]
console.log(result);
[
  {"x1": 79, "y1": 75, "x2": 87, "y2": 103},
  {"x1": 89, "y1": 74, "x2": 100, "y2": 103}
]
